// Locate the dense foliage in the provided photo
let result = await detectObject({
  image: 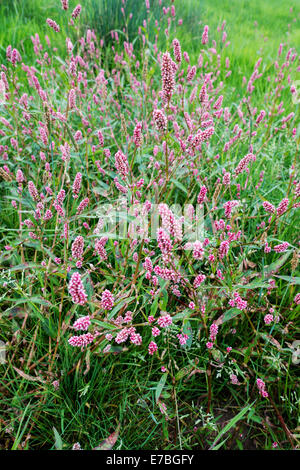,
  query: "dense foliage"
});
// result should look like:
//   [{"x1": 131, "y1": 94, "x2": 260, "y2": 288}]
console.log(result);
[{"x1": 0, "y1": 0, "x2": 299, "y2": 451}]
